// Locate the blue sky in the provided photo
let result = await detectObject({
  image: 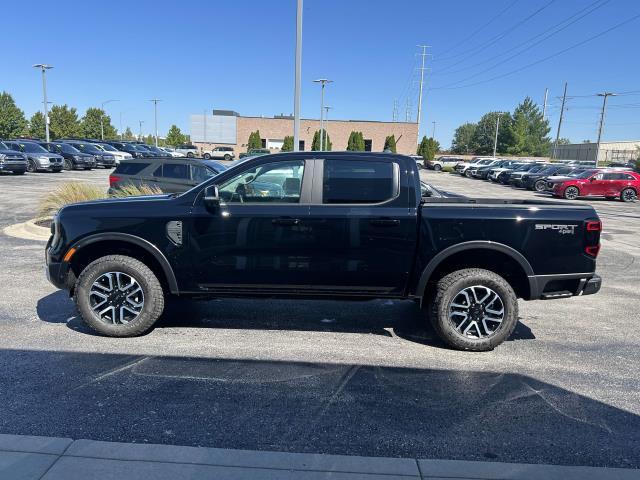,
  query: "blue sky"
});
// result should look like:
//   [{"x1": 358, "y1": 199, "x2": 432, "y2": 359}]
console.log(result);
[{"x1": 3, "y1": 0, "x2": 639, "y2": 147}]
